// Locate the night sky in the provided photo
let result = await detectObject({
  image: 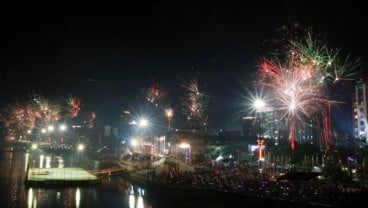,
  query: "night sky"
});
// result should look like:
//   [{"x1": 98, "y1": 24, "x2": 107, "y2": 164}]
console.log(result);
[{"x1": 1, "y1": 2, "x2": 367, "y2": 133}]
